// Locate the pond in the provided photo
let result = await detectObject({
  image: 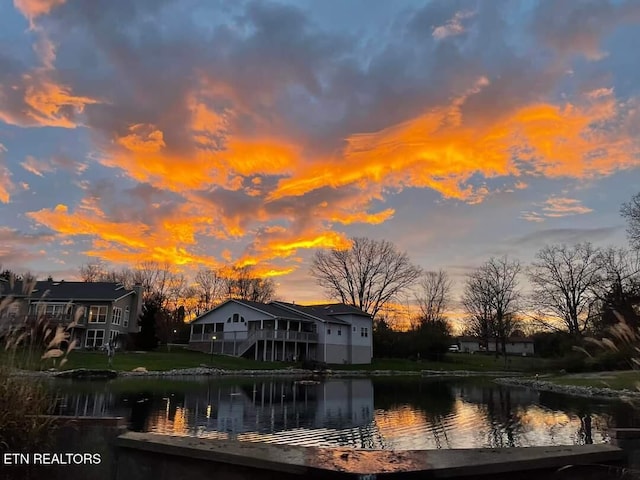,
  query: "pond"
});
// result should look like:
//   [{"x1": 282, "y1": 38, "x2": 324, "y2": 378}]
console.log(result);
[{"x1": 49, "y1": 376, "x2": 640, "y2": 450}]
